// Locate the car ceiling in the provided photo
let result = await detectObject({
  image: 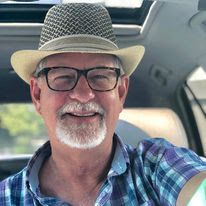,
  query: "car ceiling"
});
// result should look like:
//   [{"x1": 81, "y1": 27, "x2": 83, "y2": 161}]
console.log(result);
[
  {"x1": 125, "y1": 1, "x2": 206, "y2": 108},
  {"x1": 0, "y1": 0, "x2": 205, "y2": 108}
]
